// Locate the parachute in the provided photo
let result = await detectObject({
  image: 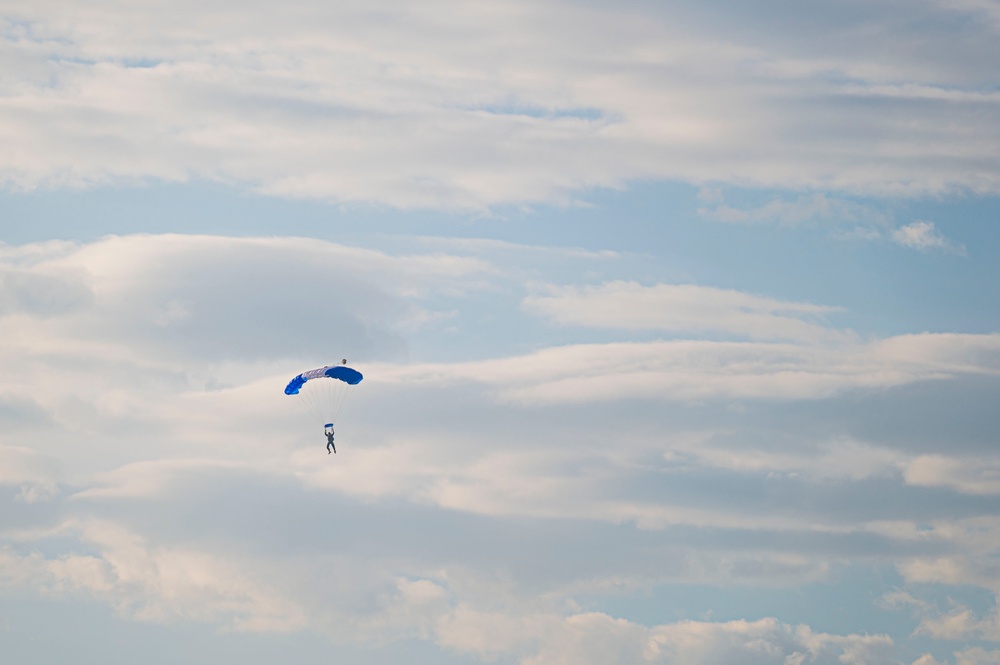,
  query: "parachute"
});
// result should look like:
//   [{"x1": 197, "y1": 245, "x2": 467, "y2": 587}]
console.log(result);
[{"x1": 284, "y1": 361, "x2": 363, "y2": 427}]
